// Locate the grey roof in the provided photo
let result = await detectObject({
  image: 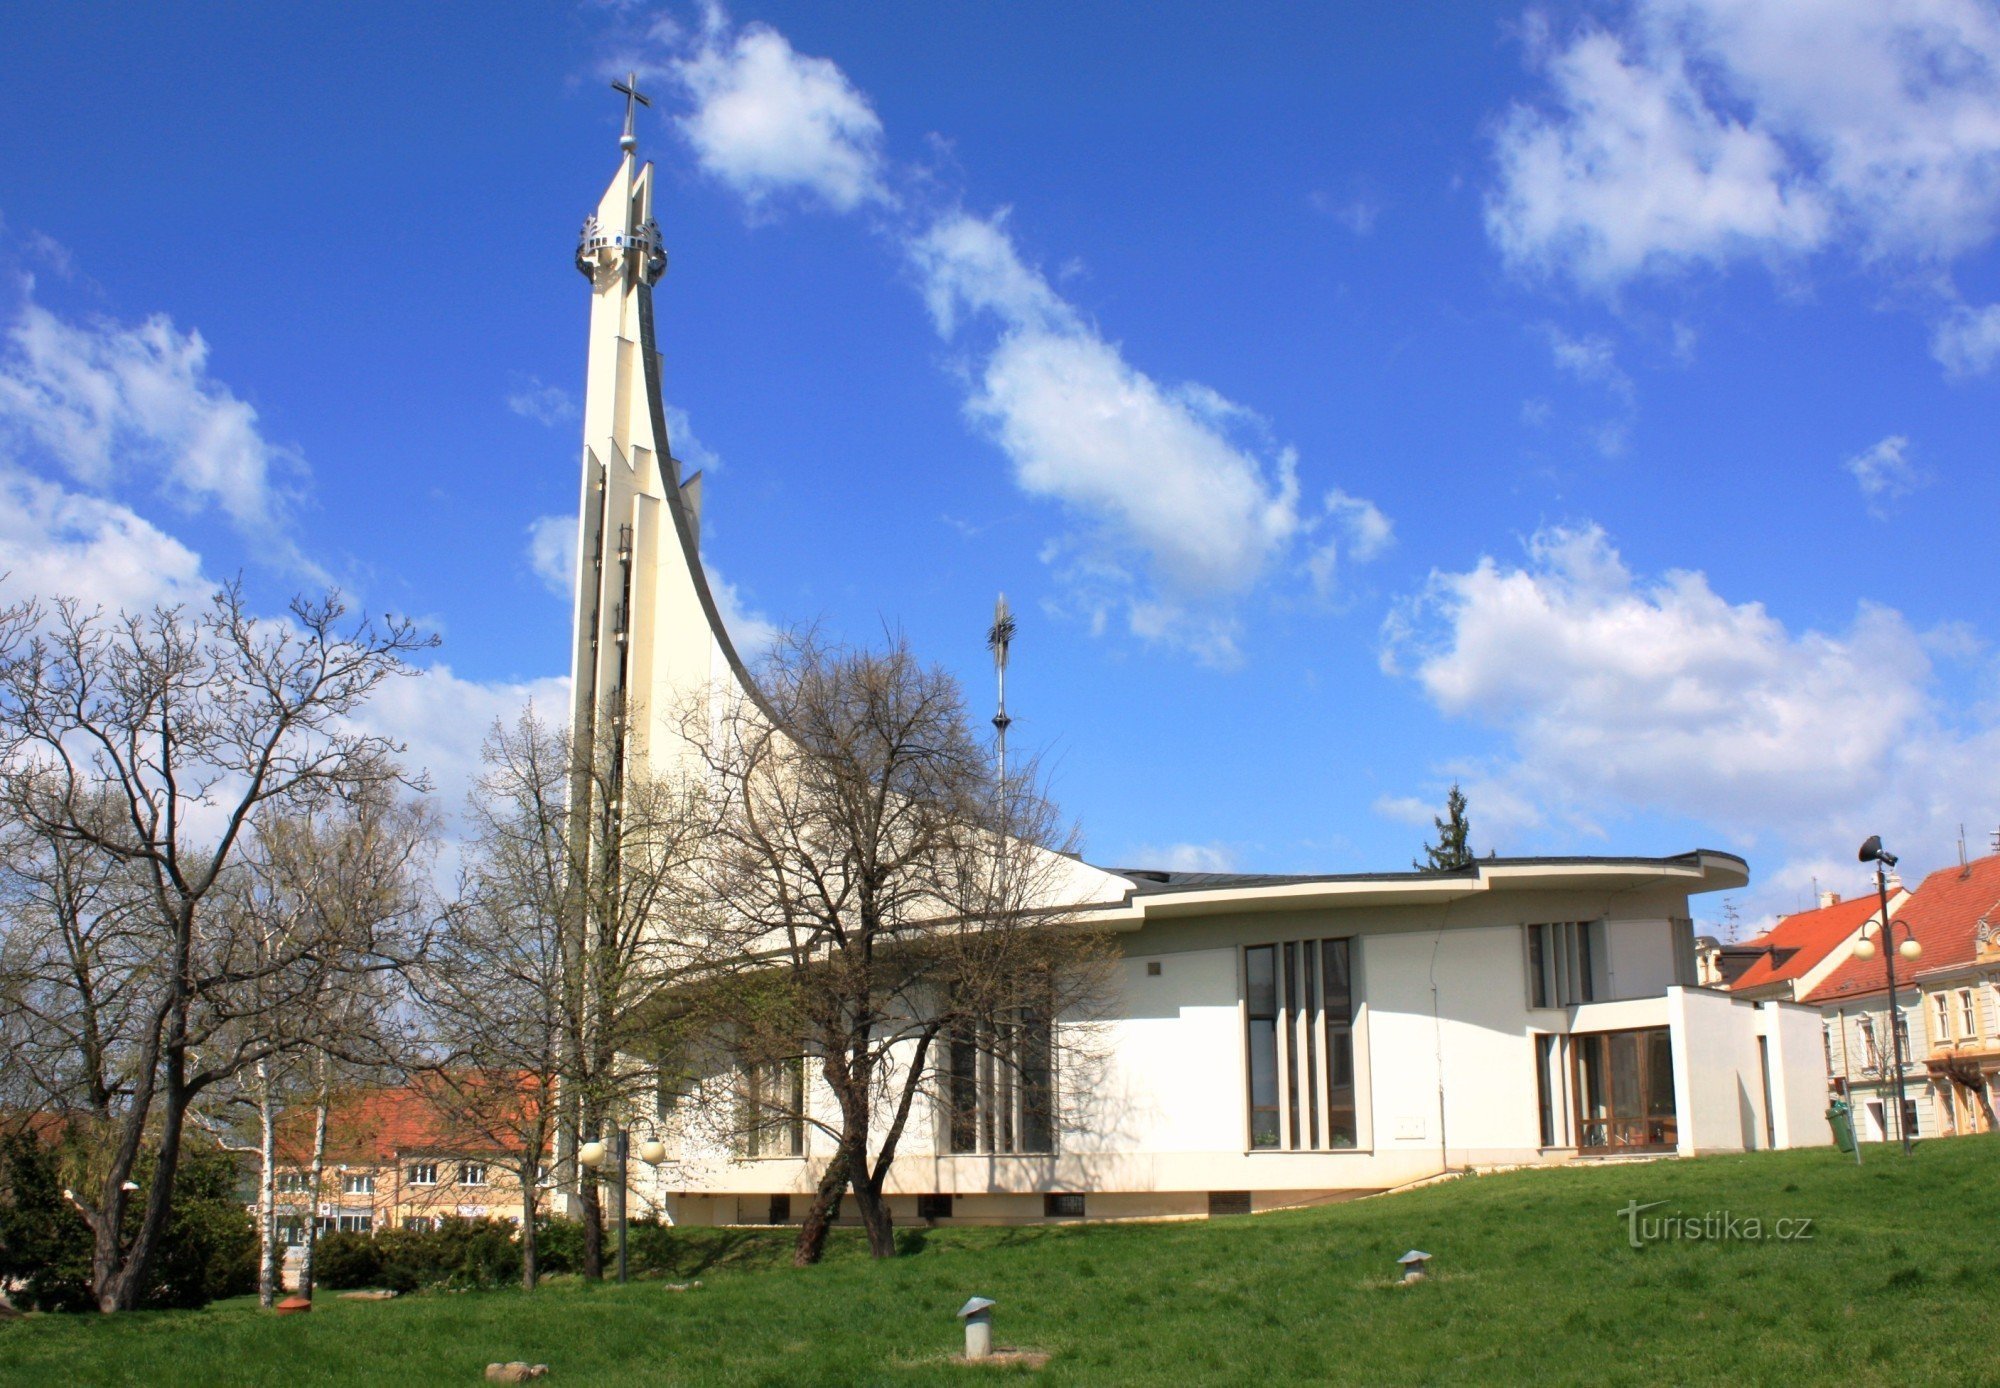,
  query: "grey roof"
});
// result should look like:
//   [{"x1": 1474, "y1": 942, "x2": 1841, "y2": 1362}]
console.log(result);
[{"x1": 1106, "y1": 850, "x2": 1747, "y2": 899}]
